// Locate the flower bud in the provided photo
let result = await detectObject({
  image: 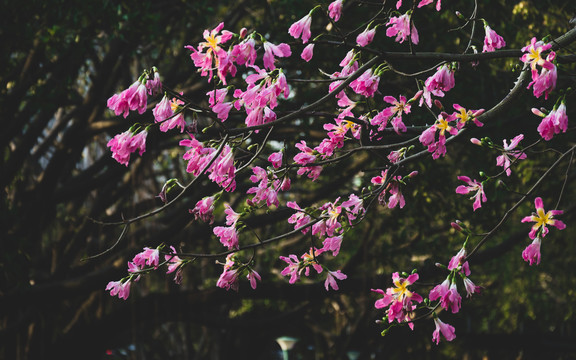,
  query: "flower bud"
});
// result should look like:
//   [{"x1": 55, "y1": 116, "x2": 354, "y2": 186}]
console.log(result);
[
  {"x1": 470, "y1": 138, "x2": 482, "y2": 146},
  {"x1": 239, "y1": 28, "x2": 248, "y2": 39},
  {"x1": 451, "y1": 221, "x2": 463, "y2": 232}
]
